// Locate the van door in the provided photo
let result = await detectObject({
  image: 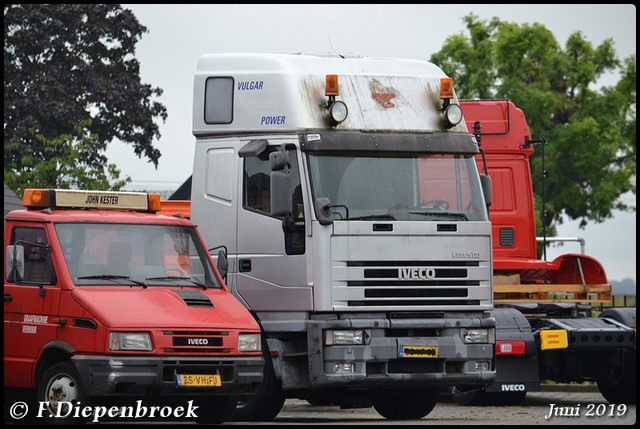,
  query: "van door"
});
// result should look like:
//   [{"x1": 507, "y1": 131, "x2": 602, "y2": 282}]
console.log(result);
[{"x1": 4, "y1": 225, "x2": 62, "y2": 388}]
